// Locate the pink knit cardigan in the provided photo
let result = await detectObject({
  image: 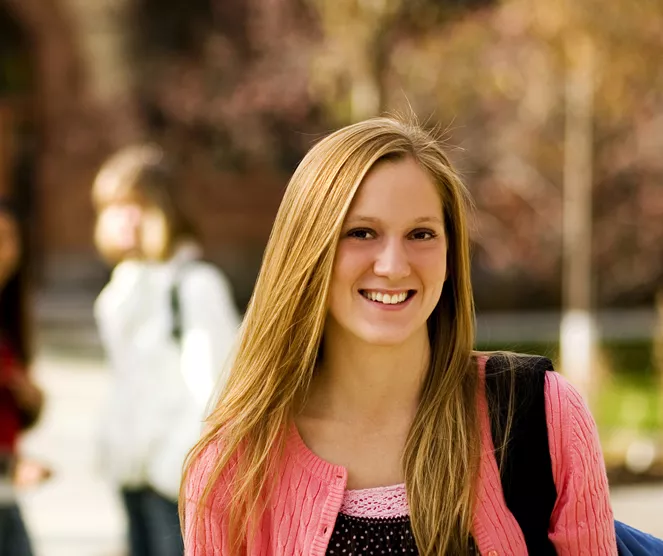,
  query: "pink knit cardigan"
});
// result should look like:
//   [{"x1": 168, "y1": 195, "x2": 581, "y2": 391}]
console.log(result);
[{"x1": 184, "y1": 359, "x2": 617, "y2": 555}]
